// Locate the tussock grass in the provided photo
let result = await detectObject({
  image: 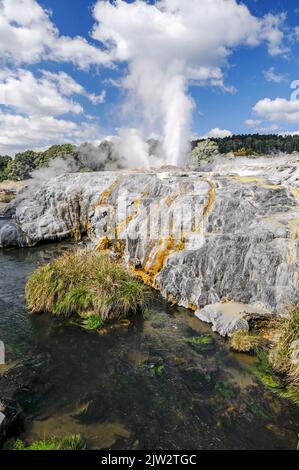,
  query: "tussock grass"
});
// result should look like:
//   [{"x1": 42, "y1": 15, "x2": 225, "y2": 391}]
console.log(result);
[
  {"x1": 12, "y1": 435, "x2": 84, "y2": 450},
  {"x1": 230, "y1": 330, "x2": 259, "y2": 353},
  {"x1": 26, "y1": 249, "x2": 150, "y2": 323},
  {"x1": 269, "y1": 307, "x2": 299, "y2": 389},
  {"x1": 253, "y1": 349, "x2": 299, "y2": 406},
  {"x1": 230, "y1": 308, "x2": 299, "y2": 405}
]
